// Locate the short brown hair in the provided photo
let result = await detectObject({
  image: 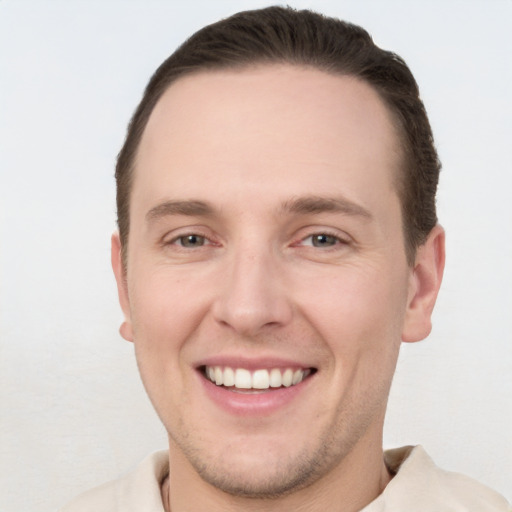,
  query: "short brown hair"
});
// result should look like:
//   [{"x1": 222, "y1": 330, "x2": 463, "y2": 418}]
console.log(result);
[{"x1": 116, "y1": 6, "x2": 440, "y2": 265}]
